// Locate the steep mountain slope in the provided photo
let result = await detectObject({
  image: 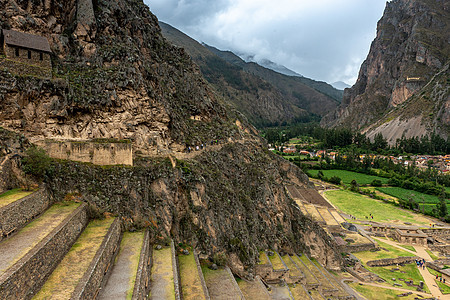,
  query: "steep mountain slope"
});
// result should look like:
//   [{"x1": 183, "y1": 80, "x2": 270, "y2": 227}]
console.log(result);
[
  {"x1": 159, "y1": 21, "x2": 308, "y2": 127},
  {"x1": 0, "y1": 0, "x2": 341, "y2": 276},
  {"x1": 205, "y1": 44, "x2": 343, "y2": 111},
  {"x1": 160, "y1": 22, "x2": 341, "y2": 127},
  {"x1": 322, "y1": 0, "x2": 450, "y2": 143}
]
